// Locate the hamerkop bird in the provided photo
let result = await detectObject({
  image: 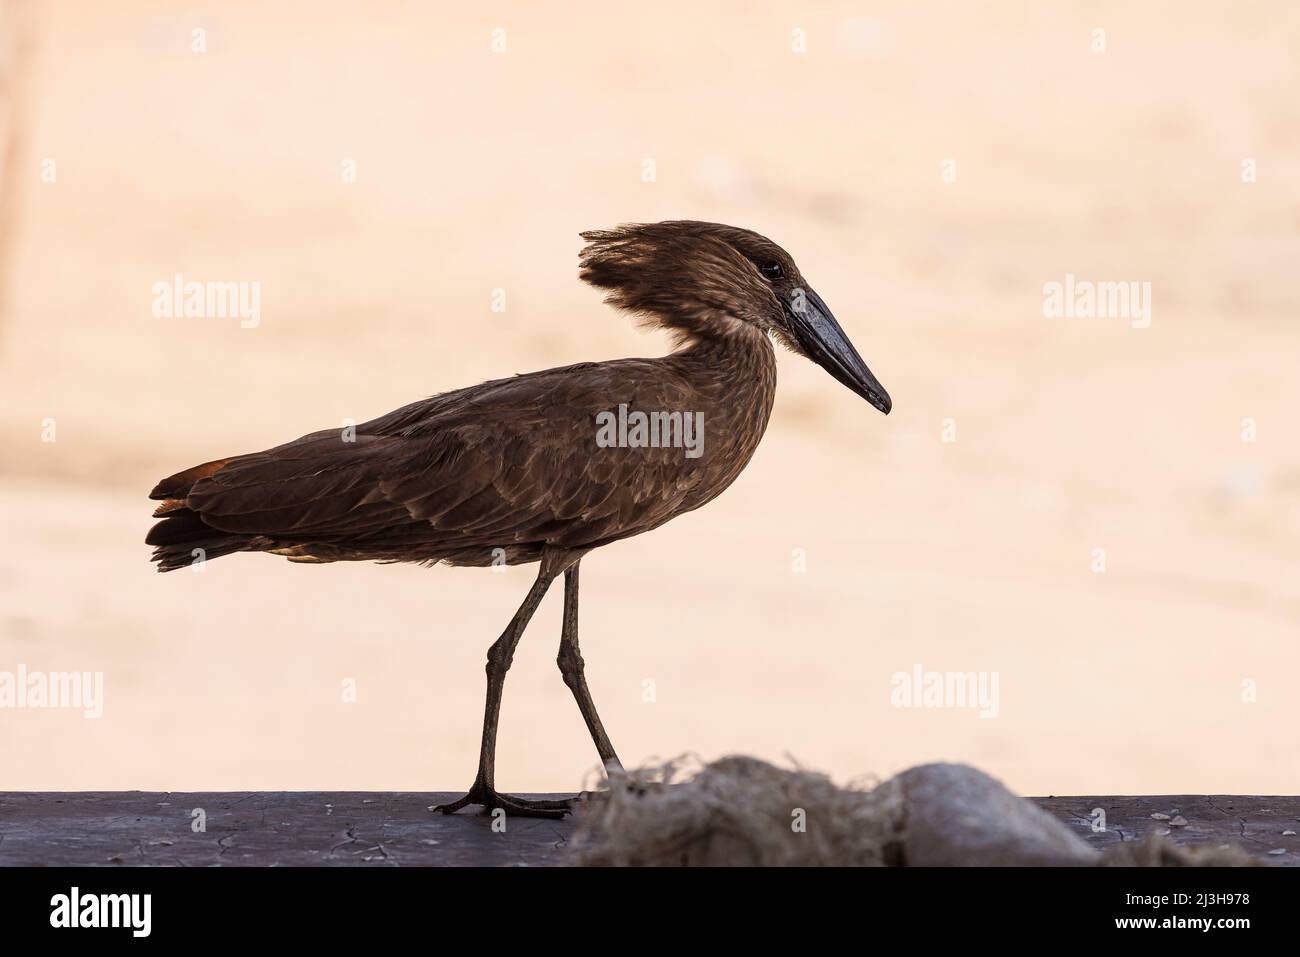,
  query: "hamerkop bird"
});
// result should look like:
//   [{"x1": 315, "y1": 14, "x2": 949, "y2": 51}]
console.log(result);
[{"x1": 147, "y1": 221, "x2": 891, "y2": 817}]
